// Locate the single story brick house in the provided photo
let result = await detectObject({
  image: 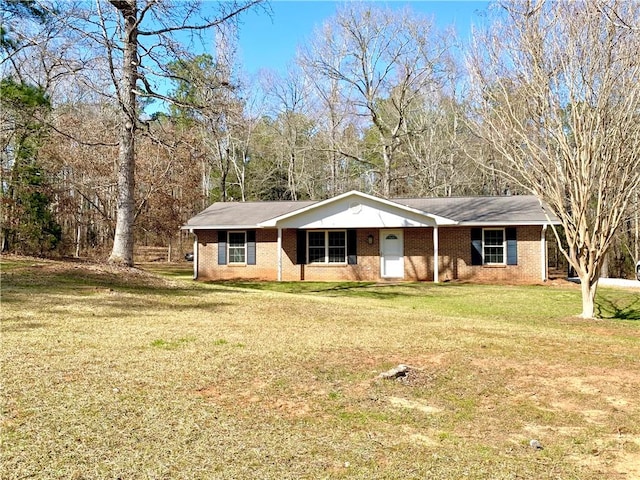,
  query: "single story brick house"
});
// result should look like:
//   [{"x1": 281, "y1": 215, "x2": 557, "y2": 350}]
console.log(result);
[{"x1": 182, "y1": 190, "x2": 559, "y2": 283}]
